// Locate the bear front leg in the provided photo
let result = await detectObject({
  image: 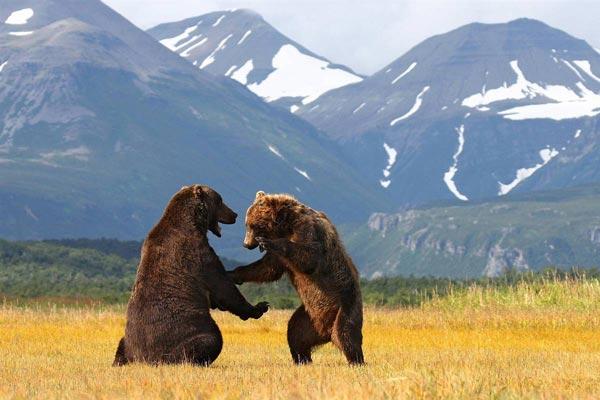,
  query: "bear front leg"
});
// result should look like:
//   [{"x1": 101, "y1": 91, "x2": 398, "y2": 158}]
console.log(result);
[
  {"x1": 228, "y1": 253, "x2": 284, "y2": 284},
  {"x1": 205, "y1": 269, "x2": 269, "y2": 320},
  {"x1": 256, "y1": 237, "x2": 323, "y2": 274}
]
